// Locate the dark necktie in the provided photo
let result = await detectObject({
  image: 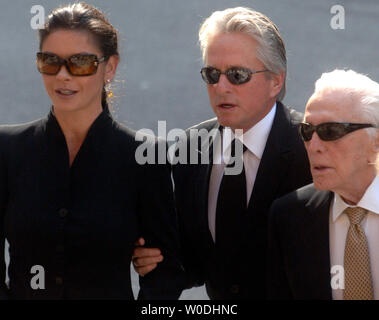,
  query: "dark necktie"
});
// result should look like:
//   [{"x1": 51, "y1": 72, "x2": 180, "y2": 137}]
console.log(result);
[{"x1": 216, "y1": 138, "x2": 247, "y2": 249}]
